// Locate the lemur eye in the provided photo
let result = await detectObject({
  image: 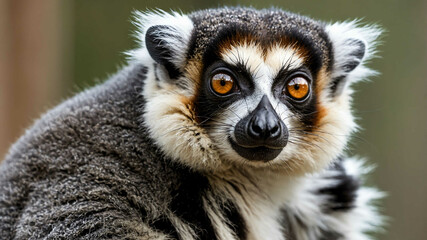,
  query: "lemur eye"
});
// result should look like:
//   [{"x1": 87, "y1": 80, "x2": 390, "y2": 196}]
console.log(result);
[
  {"x1": 211, "y1": 73, "x2": 234, "y2": 95},
  {"x1": 286, "y1": 77, "x2": 310, "y2": 100}
]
